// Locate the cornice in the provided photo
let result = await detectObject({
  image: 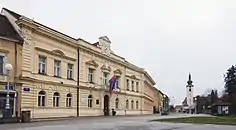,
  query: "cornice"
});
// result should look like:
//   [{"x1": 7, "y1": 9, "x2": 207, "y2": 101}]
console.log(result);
[
  {"x1": 35, "y1": 47, "x2": 76, "y2": 61},
  {"x1": 143, "y1": 71, "x2": 156, "y2": 85},
  {"x1": 126, "y1": 75, "x2": 140, "y2": 80},
  {"x1": 19, "y1": 77, "x2": 77, "y2": 88}
]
